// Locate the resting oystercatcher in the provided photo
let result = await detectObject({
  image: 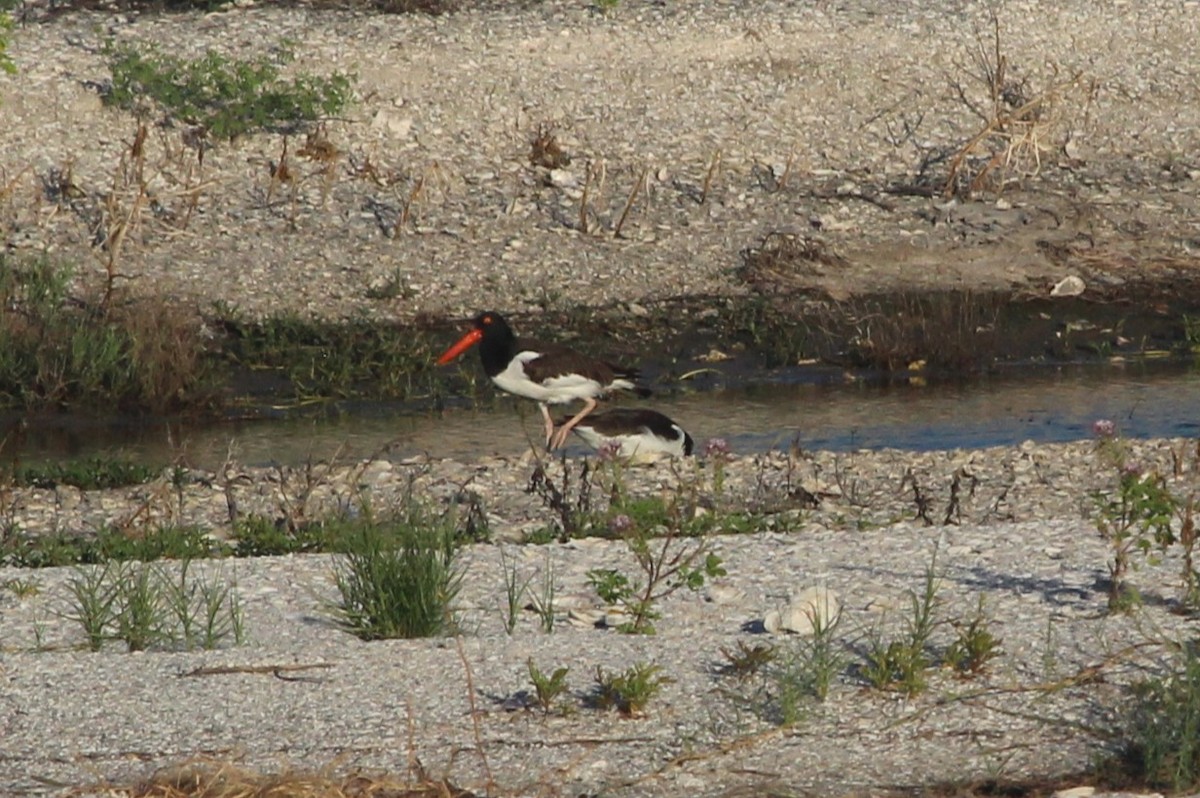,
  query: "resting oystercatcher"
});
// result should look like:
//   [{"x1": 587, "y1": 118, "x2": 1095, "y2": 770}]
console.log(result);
[
  {"x1": 562, "y1": 408, "x2": 694, "y2": 460},
  {"x1": 436, "y1": 311, "x2": 651, "y2": 449}
]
